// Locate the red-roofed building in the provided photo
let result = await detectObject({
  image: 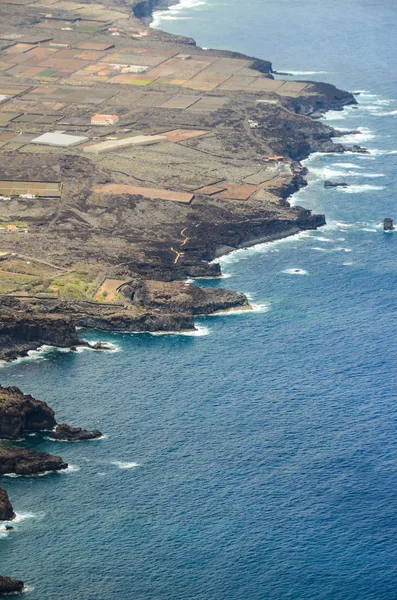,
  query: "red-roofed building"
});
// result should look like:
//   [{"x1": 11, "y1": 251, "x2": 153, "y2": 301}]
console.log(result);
[{"x1": 91, "y1": 114, "x2": 119, "y2": 126}]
